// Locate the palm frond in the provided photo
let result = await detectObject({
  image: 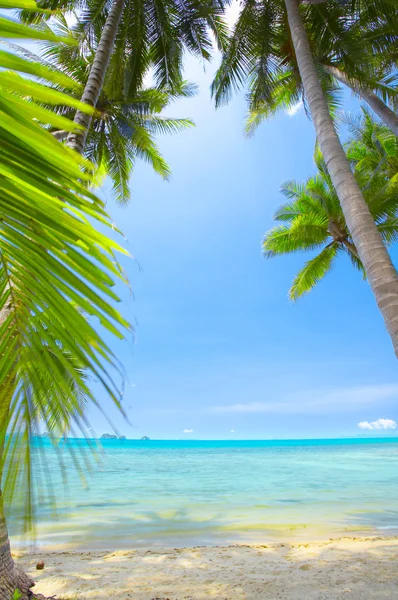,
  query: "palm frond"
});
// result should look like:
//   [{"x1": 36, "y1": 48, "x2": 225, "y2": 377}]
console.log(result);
[
  {"x1": 377, "y1": 218, "x2": 398, "y2": 245},
  {"x1": 262, "y1": 222, "x2": 327, "y2": 259},
  {"x1": 211, "y1": 0, "x2": 261, "y2": 107},
  {"x1": 0, "y1": 5, "x2": 130, "y2": 525},
  {"x1": 289, "y1": 243, "x2": 338, "y2": 300}
]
